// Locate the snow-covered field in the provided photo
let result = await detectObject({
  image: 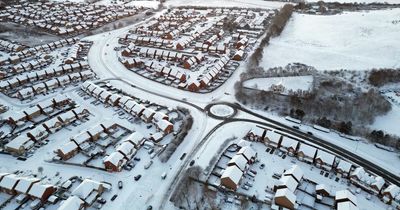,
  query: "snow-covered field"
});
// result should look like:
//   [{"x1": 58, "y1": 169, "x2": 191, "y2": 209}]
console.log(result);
[
  {"x1": 261, "y1": 9, "x2": 400, "y2": 70},
  {"x1": 243, "y1": 76, "x2": 313, "y2": 94},
  {"x1": 307, "y1": 0, "x2": 400, "y2": 3},
  {"x1": 371, "y1": 91, "x2": 400, "y2": 136},
  {"x1": 165, "y1": 0, "x2": 287, "y2": 9}
]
